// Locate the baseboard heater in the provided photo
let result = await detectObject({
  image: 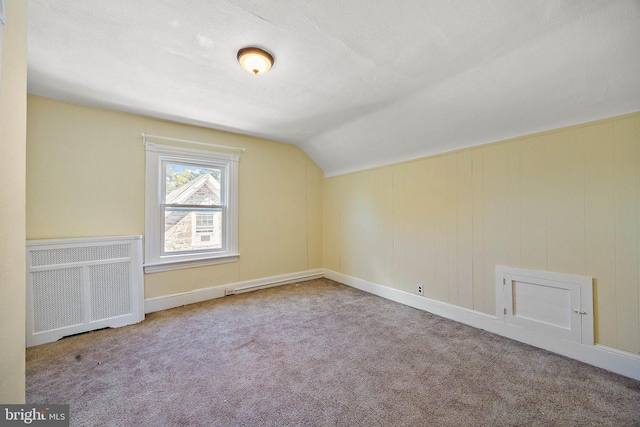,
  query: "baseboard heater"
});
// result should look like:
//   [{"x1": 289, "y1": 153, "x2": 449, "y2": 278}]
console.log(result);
[
  {"x1": 224, "y1": 271, "x2": 324, "y2": 296},
  {"x1": 26, "y1": 235, "x2": 144, "y2": 347}
]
